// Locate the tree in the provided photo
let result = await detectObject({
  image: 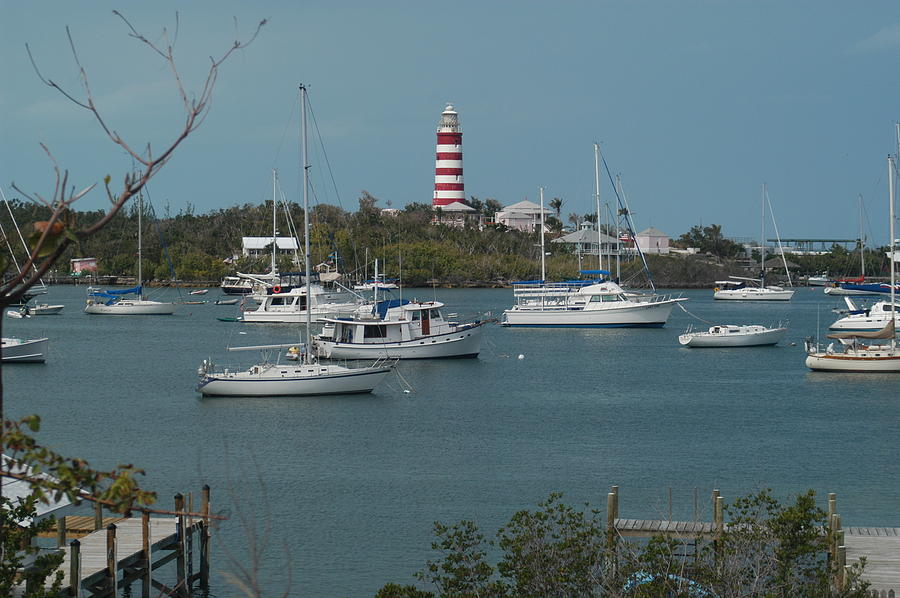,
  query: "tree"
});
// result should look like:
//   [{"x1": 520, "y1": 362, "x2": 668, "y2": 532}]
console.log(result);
[
  {"x1": 483, "y1": 199, "x2": 503, "y2": 220},
  {"x1": 1, "y1": 12, "x2": 263, "y2": 592},
  {"x1": 549, "y1": 197, "x2": 563, "y2": 219}
]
